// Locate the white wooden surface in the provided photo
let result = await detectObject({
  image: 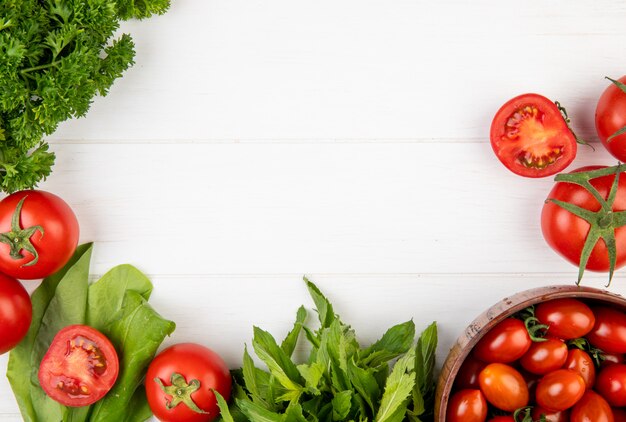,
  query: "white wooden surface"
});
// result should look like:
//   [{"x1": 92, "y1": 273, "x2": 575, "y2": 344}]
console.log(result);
[{"x1": 2, "y1": 1, "x2": 626, "y2": 419}]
